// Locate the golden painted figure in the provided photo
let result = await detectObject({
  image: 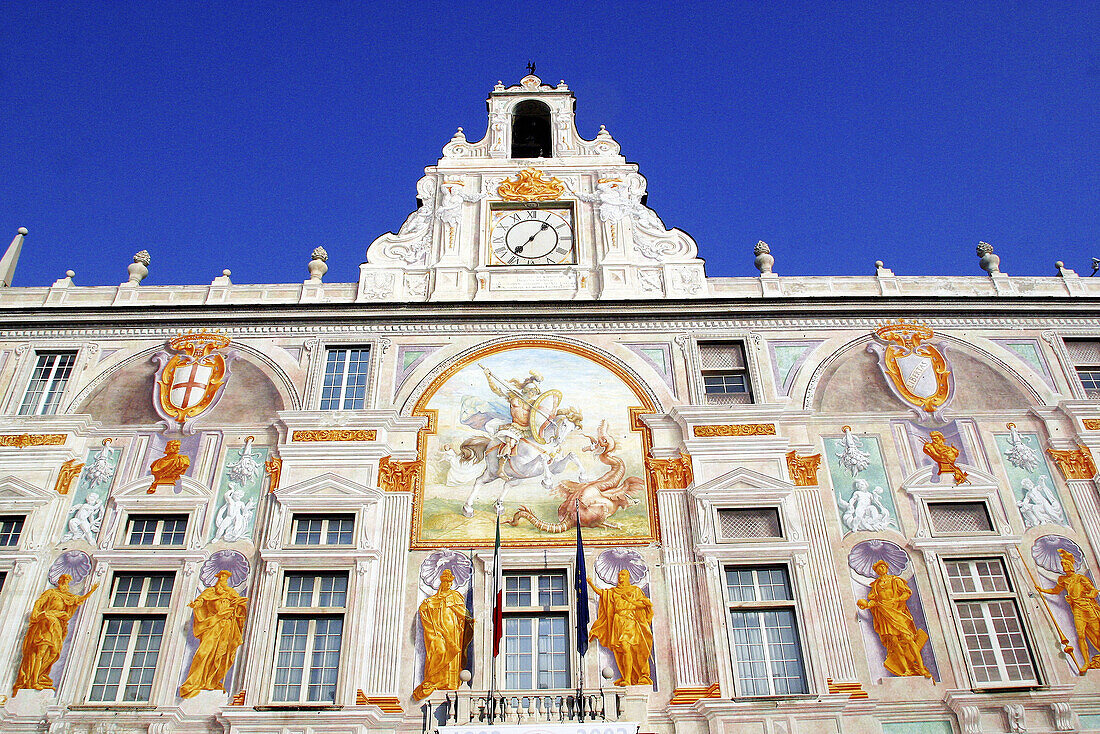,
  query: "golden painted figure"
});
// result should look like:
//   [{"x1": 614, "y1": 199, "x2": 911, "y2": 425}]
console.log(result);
[
  {"x1": 13, "y1": 574, "x2": 98, "y2": 694},
  {"x1": 1035, "y1": 549, "x2": 1100, "y2": 670},
  {"x1": 179, "y1": 570, "x2": 249, "y2": 698},
  {"x1": 588, "y1": 569, "x2": 654, "y2": 686},
  {"x1": 856, "y1": 560, "x2": 932, "y2": 678},
  {"x1": 148, "y1": 439, "x2": 190, "y2": 493},
  {"x1": 413, "y1": 569, "x2": 473, "y2": 700},
  {"x1": 922, "y1": 431, "x2": 968, "y2": 485}
]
